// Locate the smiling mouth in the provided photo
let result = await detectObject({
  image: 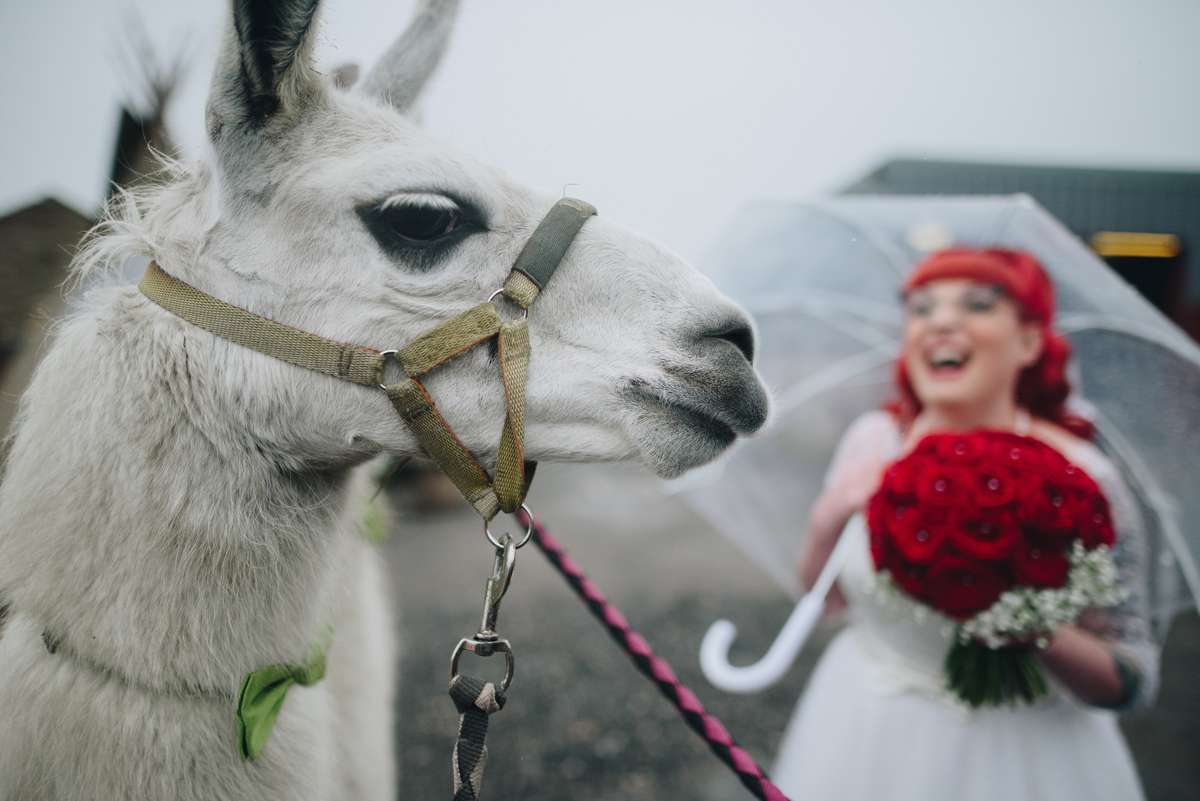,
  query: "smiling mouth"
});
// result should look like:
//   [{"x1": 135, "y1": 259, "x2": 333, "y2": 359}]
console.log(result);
[{"x1": 926, "y1": 349, "x2": 972, "y2": 378}]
